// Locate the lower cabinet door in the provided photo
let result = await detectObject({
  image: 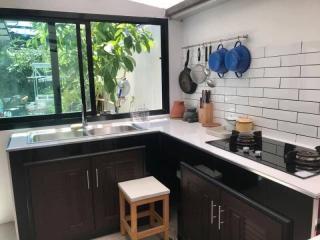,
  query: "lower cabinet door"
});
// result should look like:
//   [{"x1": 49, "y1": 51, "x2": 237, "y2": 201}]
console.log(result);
[
  {"x1": 220, "y1": 189, "x2": 292, "y2": 240},
  {"x1": 181, "y1": 163, "x2": 220, "y2": 240},
  {"x1": 29, "y1": 158, "x2": 94, "y2": 240},
  {"x1": 92, "y1": 147, "x2": 145, "y2": 234}
]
